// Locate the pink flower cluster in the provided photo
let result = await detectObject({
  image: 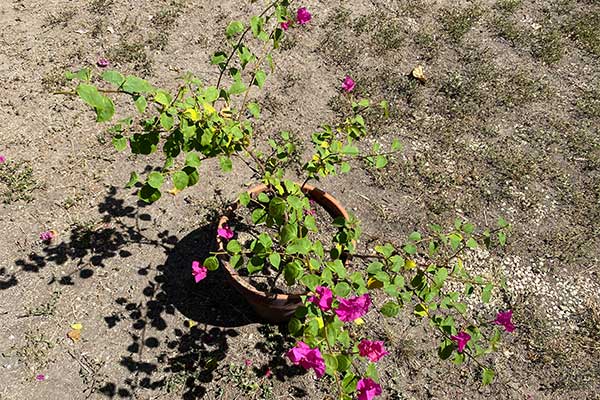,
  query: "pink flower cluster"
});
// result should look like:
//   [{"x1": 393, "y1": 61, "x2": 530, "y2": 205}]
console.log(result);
[
  {"x1": 217, "y1": 224, "x2": 234, "y2": 240},
  {"x1": 280, "y1": 7, "x2": 312, "y2": 31},
  {"x1": 286, "y1": 341, "x2": 325, "y2": 378},
  {"x1": 494, "y1": 310, "x2": 515, "y2": 332},
  {"x1": 358, "y1": 340, "x2": 388, "y2": 362},
  {"x1": 192, "y1": 261, "x2": 207, "y2": 283},
  {"x1": 357, "y1": 378, "x2": 382, "y2": 400}
]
